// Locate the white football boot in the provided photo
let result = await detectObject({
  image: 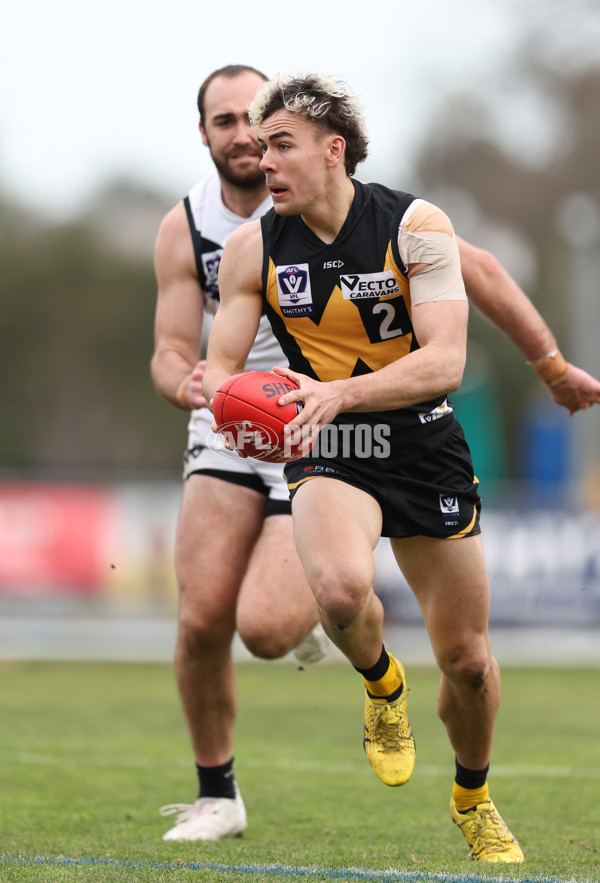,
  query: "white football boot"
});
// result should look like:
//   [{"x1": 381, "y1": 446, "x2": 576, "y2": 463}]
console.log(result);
[
  {"x1": 160, "y1": 782, "x2": 247, "y2": 841},
  {"x1": 293, "y1": 622, "x2": 330, "y2": 664}
]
